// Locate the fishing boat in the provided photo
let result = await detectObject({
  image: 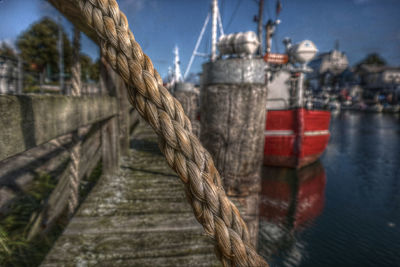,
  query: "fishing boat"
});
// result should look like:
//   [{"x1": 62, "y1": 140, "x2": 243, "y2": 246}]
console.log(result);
[
  {"x1": 184, "y1": 0, "x2": 331, "y2": 168},
  {"x1": 263, "y1": 21, "x2": 331, "y2": 168},
  {"x1": 264, "y1": 107, "x2": 331, "y2": 169}
]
